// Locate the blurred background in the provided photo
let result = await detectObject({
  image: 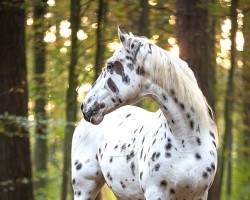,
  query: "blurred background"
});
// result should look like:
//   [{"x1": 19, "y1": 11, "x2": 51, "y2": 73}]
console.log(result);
[{"x1": 0, "y1": 0, "x2": 250, "y2": 200}]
